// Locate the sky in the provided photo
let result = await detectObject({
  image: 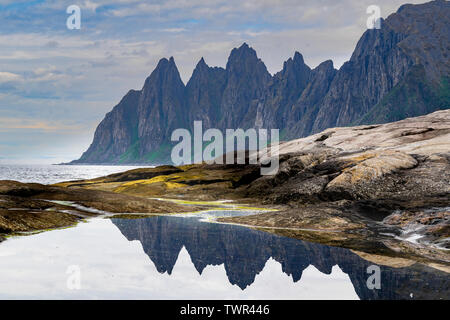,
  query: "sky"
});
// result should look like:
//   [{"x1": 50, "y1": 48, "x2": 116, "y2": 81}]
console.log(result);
[{"x1": 0, "y1": 0, "x2": 429, "y2": 164}]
